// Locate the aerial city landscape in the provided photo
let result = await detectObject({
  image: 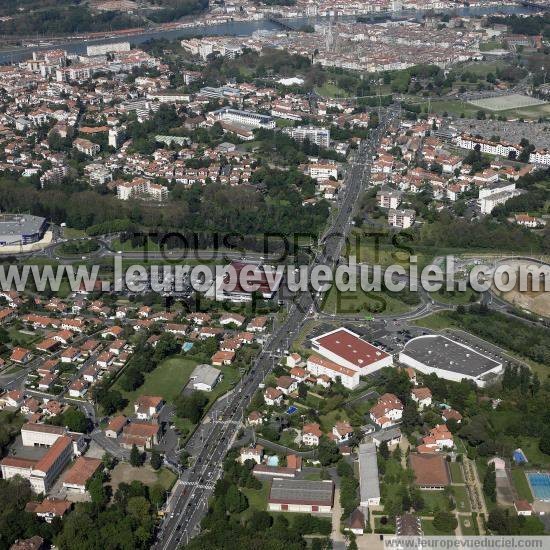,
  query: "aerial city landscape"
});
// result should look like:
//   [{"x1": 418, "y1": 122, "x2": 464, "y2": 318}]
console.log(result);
[{"x1": 0, "y1": 0, "x2": 549, "y2": 548}]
